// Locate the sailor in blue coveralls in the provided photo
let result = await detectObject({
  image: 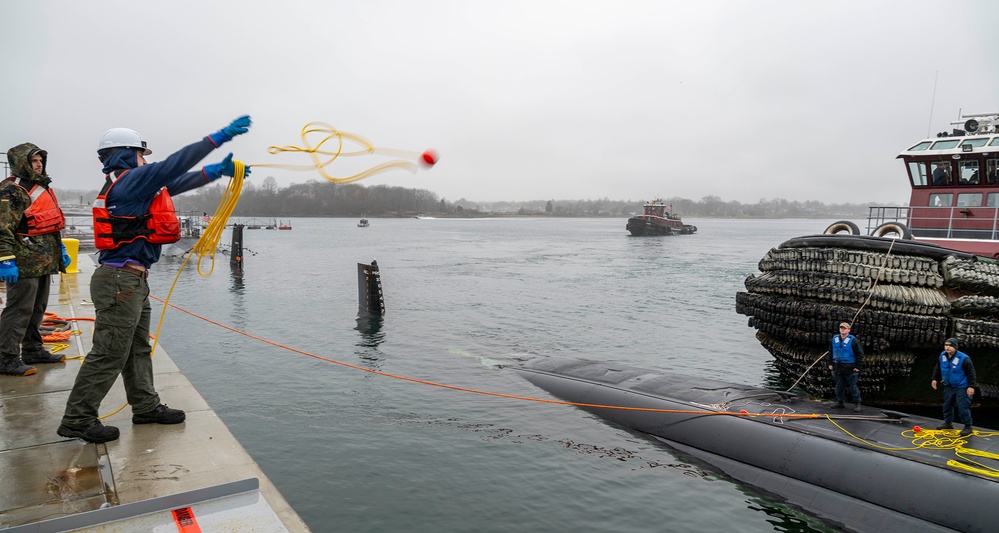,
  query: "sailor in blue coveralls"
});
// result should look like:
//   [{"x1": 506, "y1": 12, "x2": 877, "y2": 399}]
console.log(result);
[
  {"x1": 931, "y1": 337, "x2": 977, "y2": 437},
  {"x1": 826, "y1": 321, "x2": 863, "y2": 412}
]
